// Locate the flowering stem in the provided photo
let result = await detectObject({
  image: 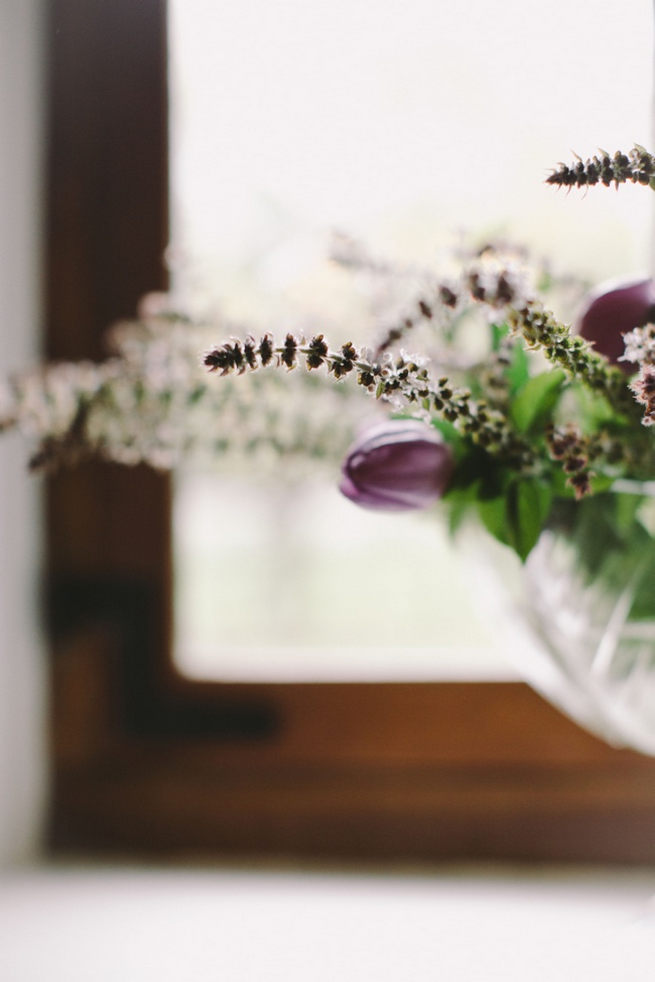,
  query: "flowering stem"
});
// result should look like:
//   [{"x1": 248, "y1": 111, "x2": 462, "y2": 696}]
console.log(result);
[
  {"x1": 506, "y1": 302, "x2": 637, "y2": 418},
  {"x1": 546, "y1": 146, "x2": 655, "y2": 190},
  {"x1": 372, "y1": 252, "x2": 535, "y2": 357},
  {"x1": 204, "y1": 333, "x2": 535, "y2": 467}
]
